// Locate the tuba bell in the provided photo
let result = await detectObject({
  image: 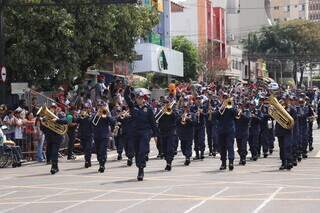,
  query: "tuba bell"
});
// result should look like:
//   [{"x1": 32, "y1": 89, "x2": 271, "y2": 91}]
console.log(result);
[
  {"x1": 36, "y1": 106, "x2": 68, "y2": 135},
  {"x1": 268, "y1": 95, "x2": 294, "y2": 129}
]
